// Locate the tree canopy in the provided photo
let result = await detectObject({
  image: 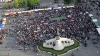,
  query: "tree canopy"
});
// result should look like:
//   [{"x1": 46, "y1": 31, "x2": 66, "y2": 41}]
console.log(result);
[
  {"x1": 63, "y1": 0, "x2": 72, "y2": 4},
  {"x1": 14, "y1": 0, "x2": 19, "y2": 8},
  {"x1": 19, "y1": 0, "x2": 25, "y2": 7},
  {"x1": 54, "y1": 0, "x2": 59, "y2": 3},
  {"x1": 76, "y1": 0, "x2": 81, "y2": 3},
  {"x1": 27, "y1": 0, "x2": 40, "y2": 7},
  {"x1": 5, "y1": 2, "x2": 10, "y2": 9}
]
